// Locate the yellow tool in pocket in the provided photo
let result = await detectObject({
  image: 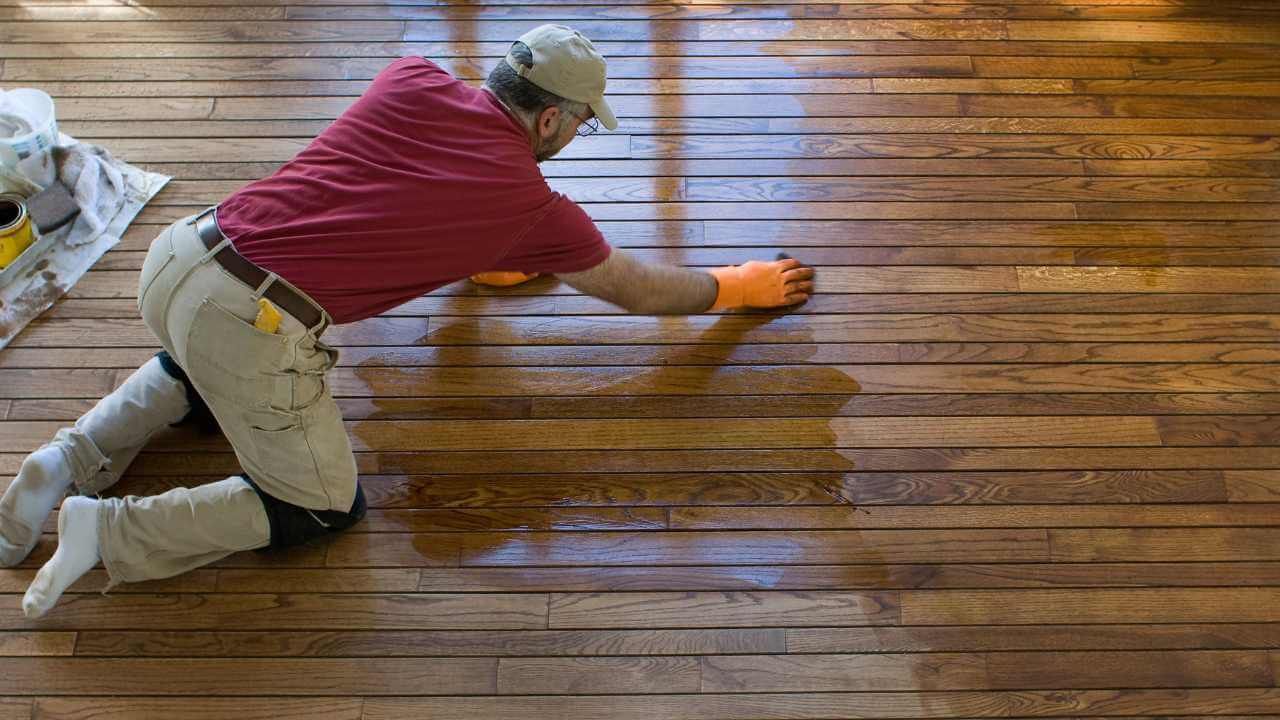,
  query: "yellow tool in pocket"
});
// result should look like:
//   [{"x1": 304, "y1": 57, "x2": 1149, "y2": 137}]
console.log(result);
[{"x1": 254, "y1": 298, "x2": 283, "y2": 334}]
